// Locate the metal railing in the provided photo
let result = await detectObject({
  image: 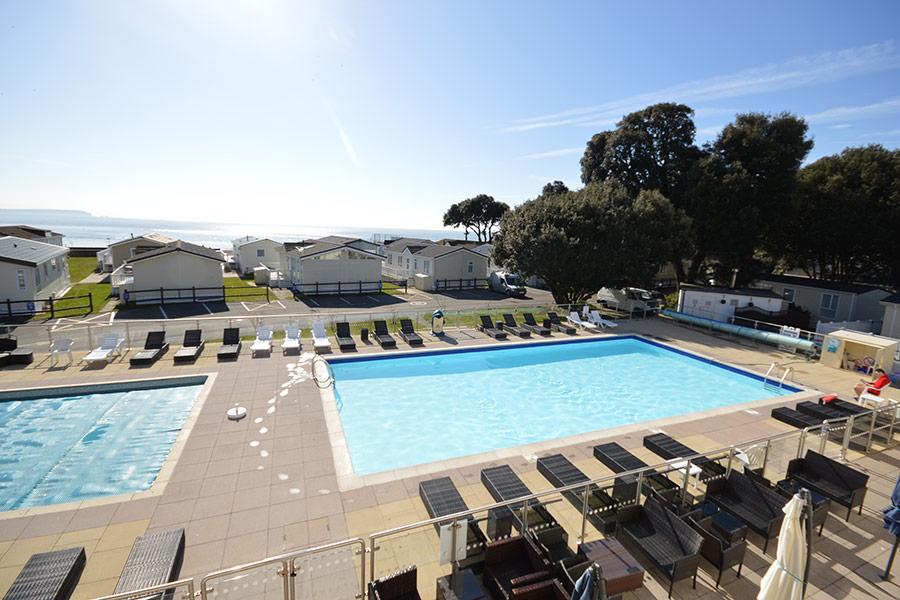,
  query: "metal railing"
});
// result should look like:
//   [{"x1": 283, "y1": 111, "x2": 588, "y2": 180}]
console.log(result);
[{"x1": 94, "y1": 578, "x2": 194, "y2": 600}]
